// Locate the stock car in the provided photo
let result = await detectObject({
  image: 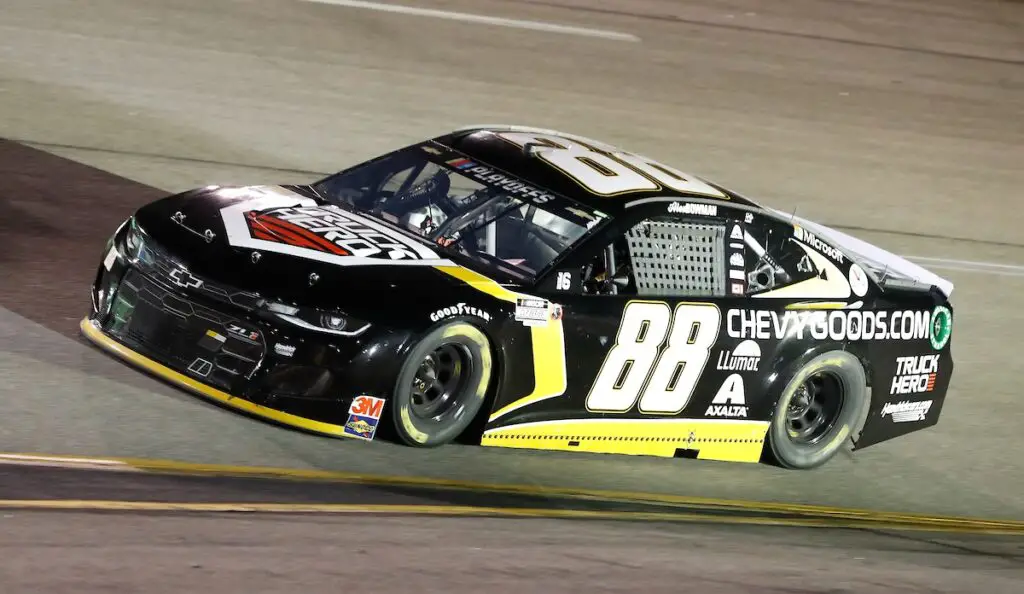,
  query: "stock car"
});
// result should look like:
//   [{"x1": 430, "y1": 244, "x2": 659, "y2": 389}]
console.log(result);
[{"x1": 81, "y1": 125, "x2": 955, "y2": 470}]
